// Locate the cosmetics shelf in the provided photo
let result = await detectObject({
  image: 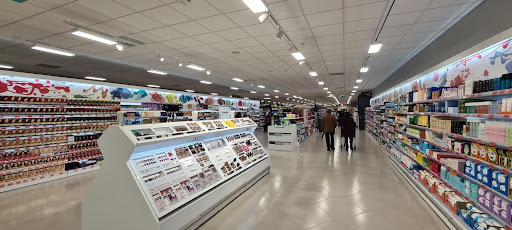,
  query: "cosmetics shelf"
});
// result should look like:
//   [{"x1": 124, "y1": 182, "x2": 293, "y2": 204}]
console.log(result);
[
  {"x1": 401, "y1": 89, "x2": 512, "y2": 106},
  {"x1": 394, "y1": 111, "x2": 512, "y2": 120},
  {"x1": 67, "y1": 164, "x2": 100, "y2": 177},
  {"x1": 82, "y1": 118, "x2": 269, "y2": 230}
]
